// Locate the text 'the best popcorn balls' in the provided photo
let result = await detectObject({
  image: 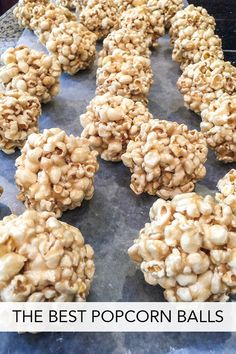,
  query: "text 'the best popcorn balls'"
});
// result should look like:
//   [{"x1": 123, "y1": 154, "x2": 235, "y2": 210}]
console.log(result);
[
  {"x1": 0, "y1": 210, "x2": 95, "y2": 302},
  {"x1": 0, "y1": 46, "x2": 61, "y2": 104},
  {"x1": 128, "y1": 192, "x2": 236, "y2": 302},
  {"x1": 121, "y1": 119, "x2": 208, "y2": 199},
  {"x1": 46, "y1": 21, "x2": 97, "y2": 75},
  {"x1": 15, "y1": 128, "x2": 99, "y2": 218},
  {"x1": 80, "y1": 93, "x2": 153, "y2": 161},
  {"x1": 0, "y1": 90, "x2": 41, "y2": 154}
]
